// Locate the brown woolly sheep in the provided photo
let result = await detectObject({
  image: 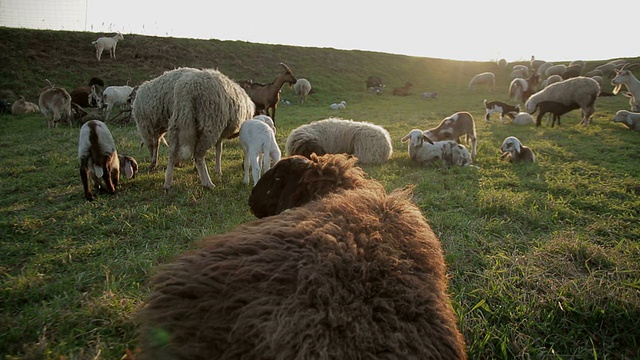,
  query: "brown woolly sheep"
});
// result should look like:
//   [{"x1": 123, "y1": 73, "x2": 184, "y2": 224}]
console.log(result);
[{"x1": 136, "y1": 154, "x2": 467, "y2": 360}]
